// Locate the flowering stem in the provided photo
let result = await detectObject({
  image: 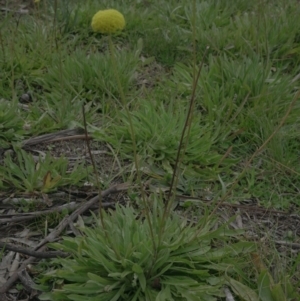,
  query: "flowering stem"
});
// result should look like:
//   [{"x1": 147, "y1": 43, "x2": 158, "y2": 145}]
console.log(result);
[
  {"x1": 82, "y1": 106, "x2": 103, "y2": 222},
  {"x1": 158, "y1": 0, "x2": 209, "y2": 244},
  {"x1": 108, "y1": 35, "x2": 156, "y2": 251}
]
